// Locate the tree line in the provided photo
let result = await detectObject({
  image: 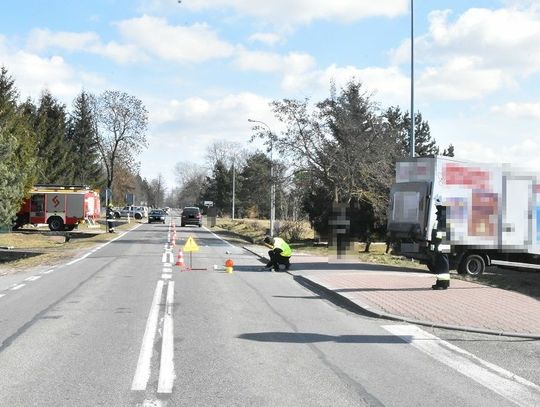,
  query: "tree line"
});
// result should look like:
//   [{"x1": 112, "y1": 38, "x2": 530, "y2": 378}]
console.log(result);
[
  {"x1": 0, "y1": 66, "x2": 152, "y2": 228},
  {"x1": 171, "y1": 81, "x2": 454, "y2": 241}
]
